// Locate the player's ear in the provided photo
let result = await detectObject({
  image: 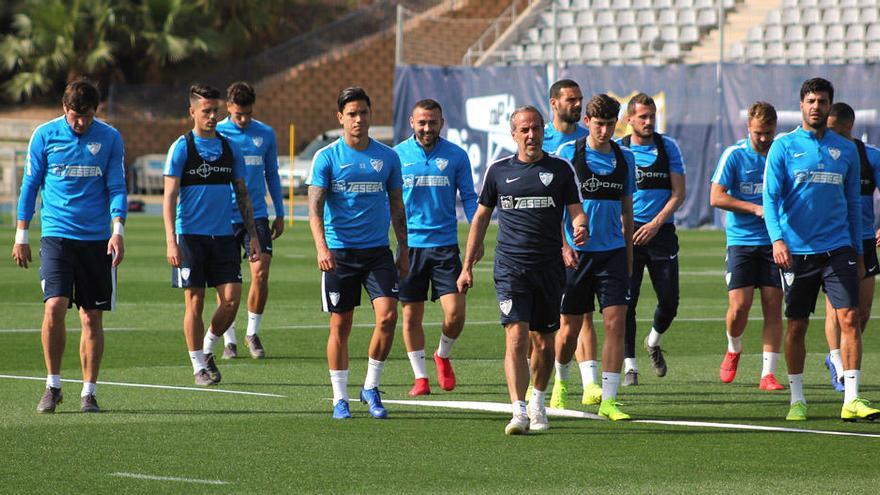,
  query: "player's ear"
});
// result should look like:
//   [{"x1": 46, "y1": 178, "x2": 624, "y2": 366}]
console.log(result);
[{"x1": 337, "y1": 111, "x2": 344, "y2": 125}]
